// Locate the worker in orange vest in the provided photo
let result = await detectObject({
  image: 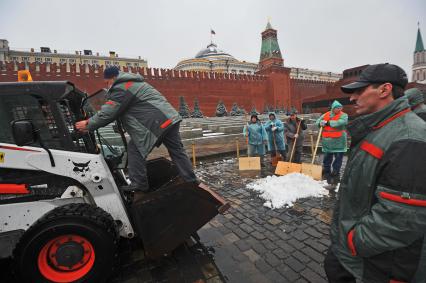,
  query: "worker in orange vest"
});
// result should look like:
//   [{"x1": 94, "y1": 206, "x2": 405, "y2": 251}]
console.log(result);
[{"x1": 316, "y1": 100, "x2": 348, "y2": 184}]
